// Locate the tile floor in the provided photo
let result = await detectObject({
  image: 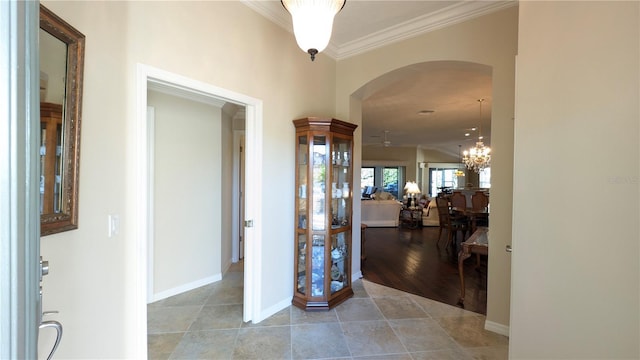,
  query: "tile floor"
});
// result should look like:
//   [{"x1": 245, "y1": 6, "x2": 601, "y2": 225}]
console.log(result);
[{"x1": 148, "y1": 262, "x2": 508, "y2": 359}]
